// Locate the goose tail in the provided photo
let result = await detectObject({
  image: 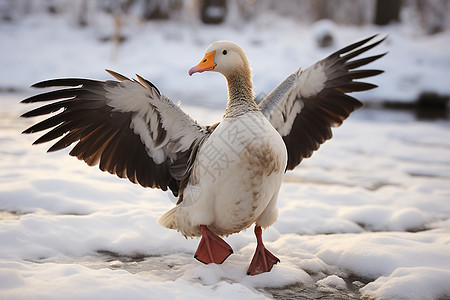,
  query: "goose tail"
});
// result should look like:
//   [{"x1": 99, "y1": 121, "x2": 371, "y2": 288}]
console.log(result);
[{"x1": 158, "y1": 207, "x2": 178, "y2": 230}]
